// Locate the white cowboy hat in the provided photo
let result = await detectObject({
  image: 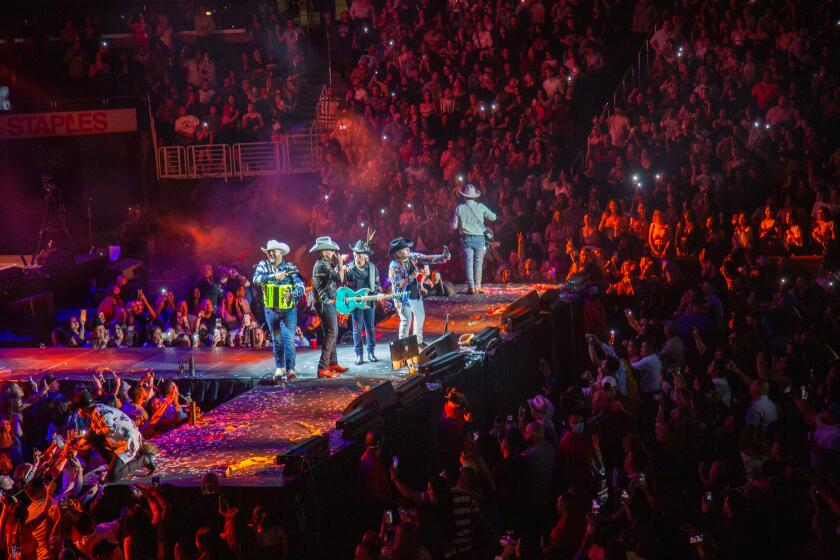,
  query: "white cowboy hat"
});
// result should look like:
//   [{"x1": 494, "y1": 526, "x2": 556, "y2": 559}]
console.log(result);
[
  {"x1": 459, "y1": 184, "x2": 481, "y2": 198},
  {"x1": 309, "y1": 236, "x2": 340, "y2": 253},
  {"x1": 527, "y1": 394, "x2": 555, "y2": 420},
  {"x1": 261, "y1": 240, "x2": 290, "y2": 255}
]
